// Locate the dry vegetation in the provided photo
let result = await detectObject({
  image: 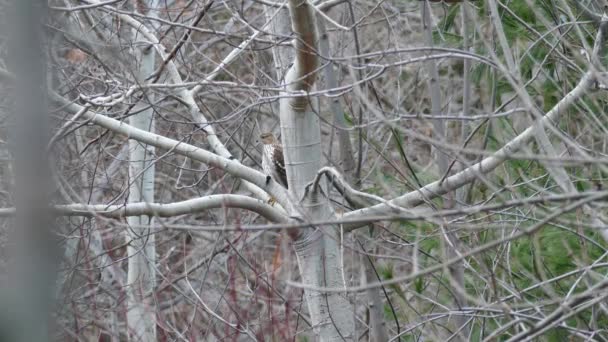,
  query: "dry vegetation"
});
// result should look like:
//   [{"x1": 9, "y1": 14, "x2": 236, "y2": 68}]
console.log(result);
[{"x1": 1, "y1": 0, "x2": 608, "y2": 341}]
